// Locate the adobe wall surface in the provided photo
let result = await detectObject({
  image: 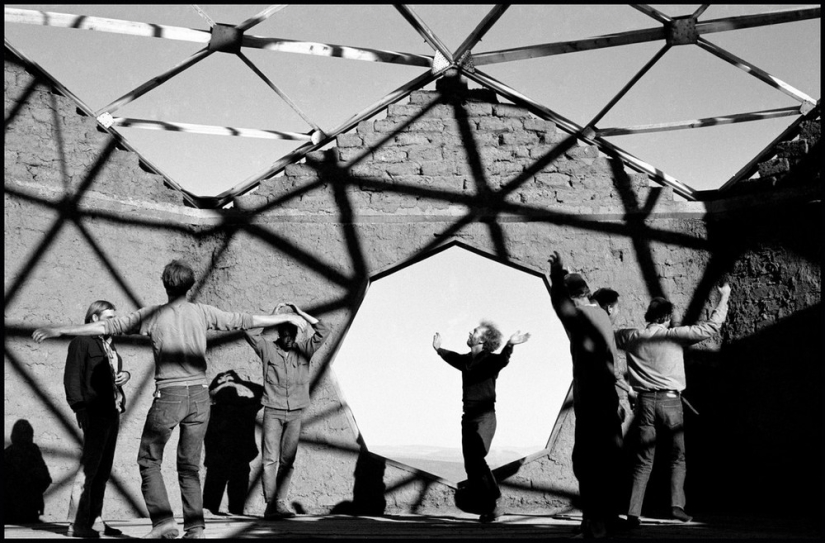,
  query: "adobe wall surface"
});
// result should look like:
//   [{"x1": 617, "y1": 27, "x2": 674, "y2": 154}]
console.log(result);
[{"x1": 5, "y1": 57, "x2": 821, "y2": 523}]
